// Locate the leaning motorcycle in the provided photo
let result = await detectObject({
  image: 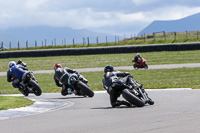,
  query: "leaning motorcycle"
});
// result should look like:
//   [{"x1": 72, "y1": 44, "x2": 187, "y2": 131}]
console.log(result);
[
  {"x1": 132, "y1": 58, "x2": 148, "y2": 69},
  {"x1": 18, "y1": 71, "x2": 42, "y2": 96},
  {"x1": 67, "y1": 73, "x2": 94, "y2": 97},
  {"x1": 112, "y1": 80, "x2": 154, "y2": 107}
]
